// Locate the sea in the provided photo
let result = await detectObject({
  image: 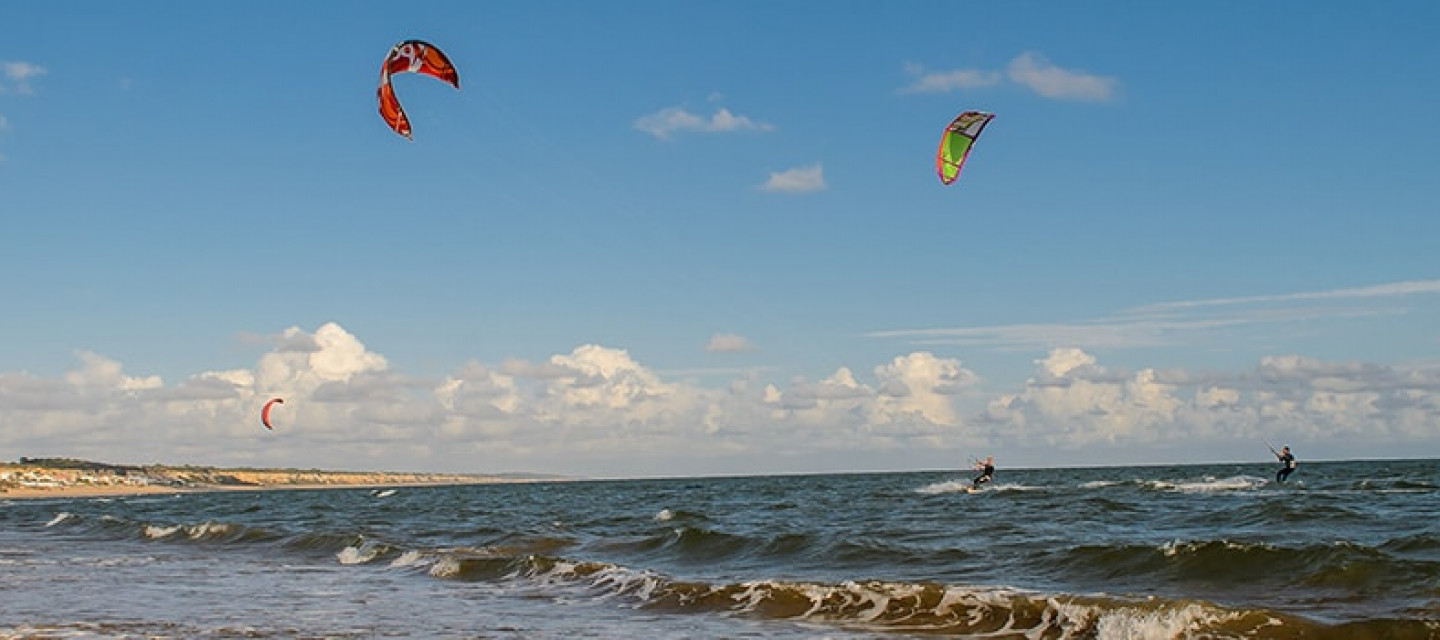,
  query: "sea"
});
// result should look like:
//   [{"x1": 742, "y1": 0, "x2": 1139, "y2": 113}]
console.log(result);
[{"x1": 1, "y1": 459, "x2": 1437, "y2": 639}]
